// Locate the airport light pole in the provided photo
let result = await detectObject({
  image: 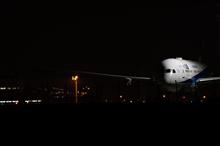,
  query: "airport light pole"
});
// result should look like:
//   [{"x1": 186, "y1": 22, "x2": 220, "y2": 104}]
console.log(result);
[{"x1": 72, "y1": 75, "x2": 78, "y2": 104}]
